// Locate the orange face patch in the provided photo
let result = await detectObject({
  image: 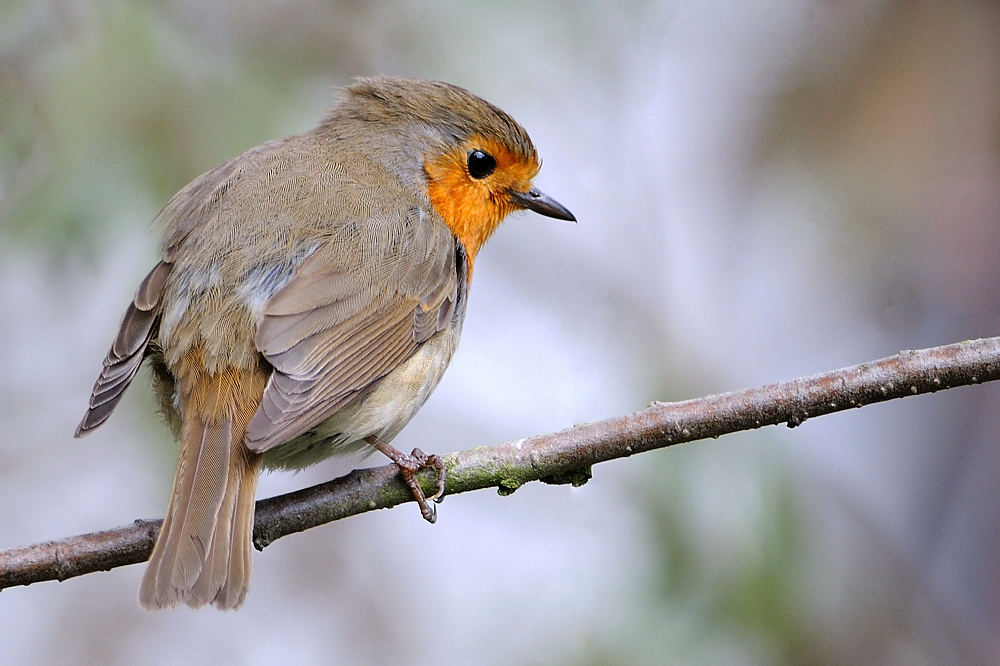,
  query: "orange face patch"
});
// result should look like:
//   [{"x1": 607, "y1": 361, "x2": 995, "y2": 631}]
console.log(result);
[{"x1": 424, "y1": 135, "x2": 539, "y2": 275}]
